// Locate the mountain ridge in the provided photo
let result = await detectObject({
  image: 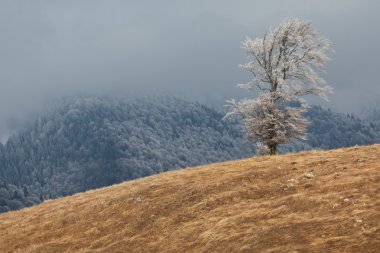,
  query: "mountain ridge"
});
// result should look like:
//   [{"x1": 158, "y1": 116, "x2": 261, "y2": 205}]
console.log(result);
[{"x1": 0, "y1": 96, "x2": 378, "y2": 213}]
